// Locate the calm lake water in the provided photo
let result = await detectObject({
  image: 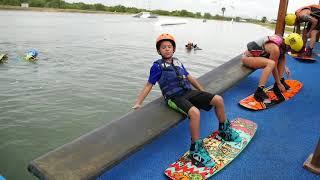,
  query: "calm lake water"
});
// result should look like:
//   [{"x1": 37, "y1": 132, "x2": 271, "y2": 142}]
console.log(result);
[{"x1": 0, "y1": 10, "x2": 272, "y2": 180}]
